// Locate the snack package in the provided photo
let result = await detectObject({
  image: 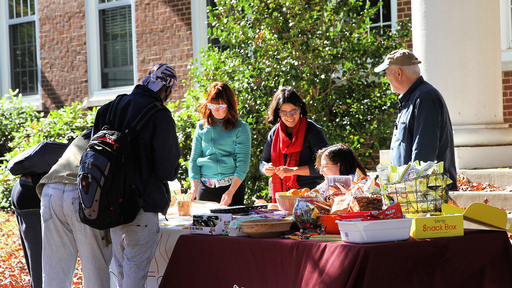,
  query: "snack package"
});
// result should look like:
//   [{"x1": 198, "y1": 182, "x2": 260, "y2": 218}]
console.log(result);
[
  {"x1": 330, "y1": 195, "x2": 350, "y2": 214},
  {"x1": 350, "y1": 183, "x2": 365, "y2": 197},
  {"x1": 348, "y1": 196, "x2": 360, "y2": 212},
  {"x1": 326, "y1": 176, "x2": 351, "y2": 196},
  {"x1": 351, "y1": 168, "x2": 367, "y2": 186},
  {"x1": 363, "y1": 173, "x2": 381, "y2": 194},
  {"x1": 398, "y1": 161, "x2": 423, "y2": 182},
  {"x1": 376, "y1": 161, "x2": 391, "y2": 183},
  {"x1": 363, "y1": 203, "x2": 403, "y2": 221},
  {"x1": 350, "y1": 195, "x2": 383, "y2": 212}
]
